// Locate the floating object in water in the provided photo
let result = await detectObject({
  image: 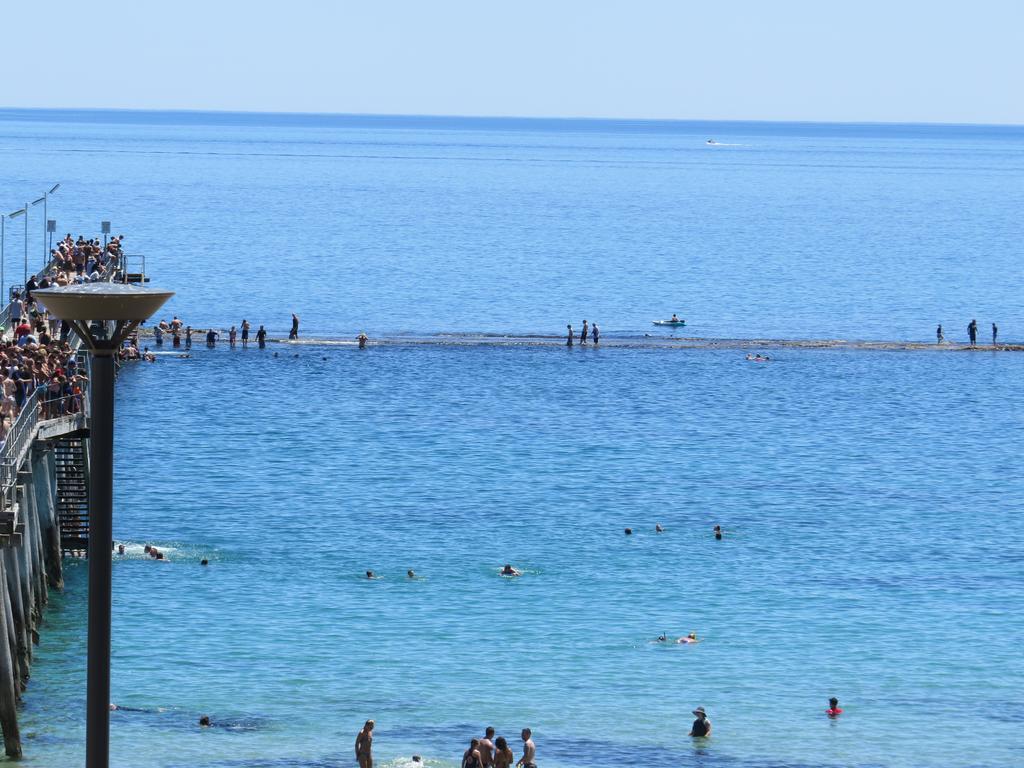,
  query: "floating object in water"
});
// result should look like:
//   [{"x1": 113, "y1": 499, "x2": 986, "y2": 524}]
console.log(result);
[{"x1": 653, "y1": 319, "x2": 686, "y2": 327}]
